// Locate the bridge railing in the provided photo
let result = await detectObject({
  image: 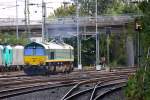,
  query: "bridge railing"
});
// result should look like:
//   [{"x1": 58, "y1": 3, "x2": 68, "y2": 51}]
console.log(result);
[
  {"x1": 0, "y1": 18, "x2": 41, "y2": 26},
  {"x1": 0, "y1": 14, "x2": 141, "y2": 26}
]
